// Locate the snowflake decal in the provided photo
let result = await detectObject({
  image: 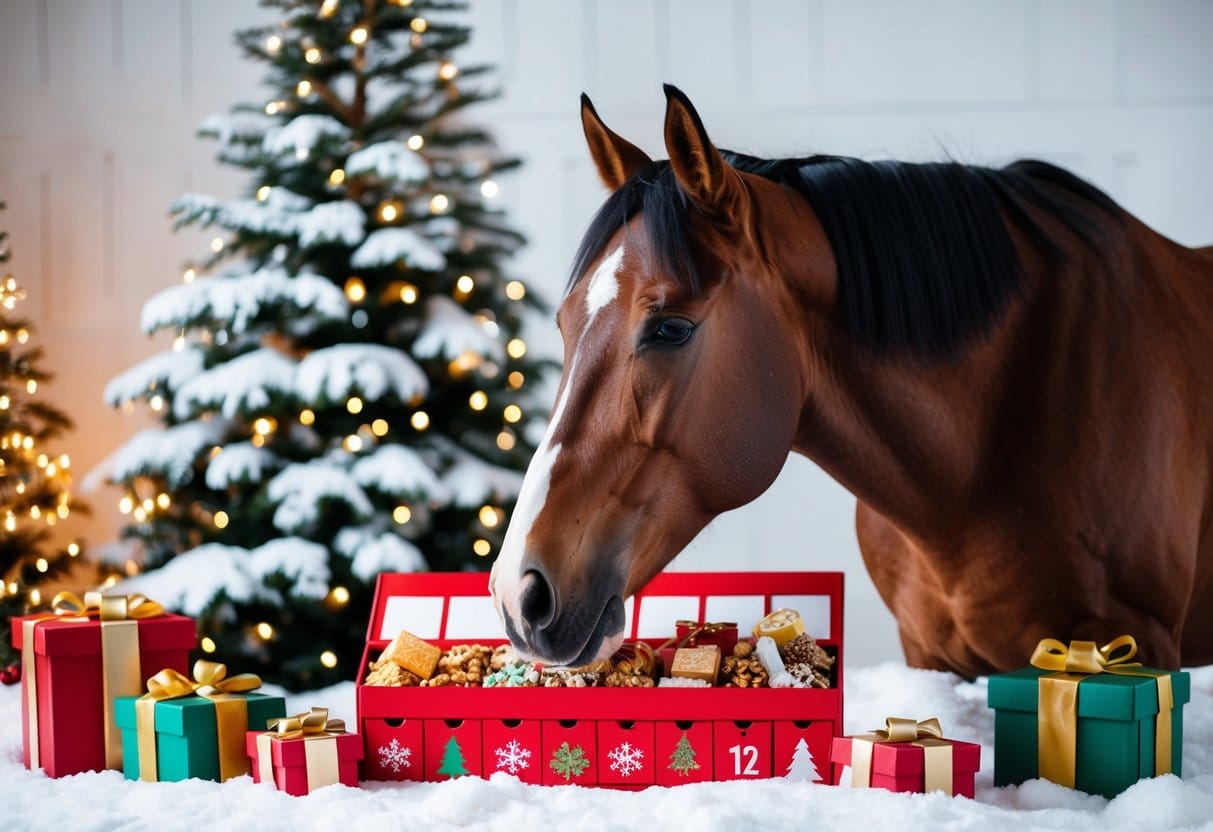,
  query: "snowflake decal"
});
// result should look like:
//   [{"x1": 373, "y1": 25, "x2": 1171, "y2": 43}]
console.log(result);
[
  {"x1": 378, "y1": 738, "x2": 412, "y2": 773},
  {"x1": 493, "y1": 738, "x2": 532, "y2": 775},
  {"x1": 608, "y1": 741, "x2": 644, "y2": 778}
]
